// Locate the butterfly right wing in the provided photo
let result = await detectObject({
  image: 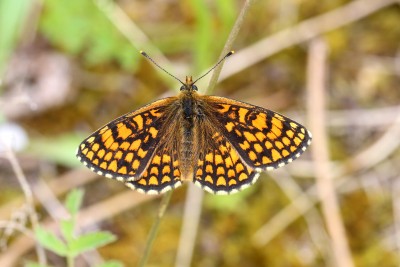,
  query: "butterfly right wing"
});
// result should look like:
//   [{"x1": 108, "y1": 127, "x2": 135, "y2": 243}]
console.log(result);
[
  {"x1": 203, "y1": 96, "x2": 312, "y2": 171},
  {"x1": 76, "y1": 97, "x2": 177, "y2": 181}
]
